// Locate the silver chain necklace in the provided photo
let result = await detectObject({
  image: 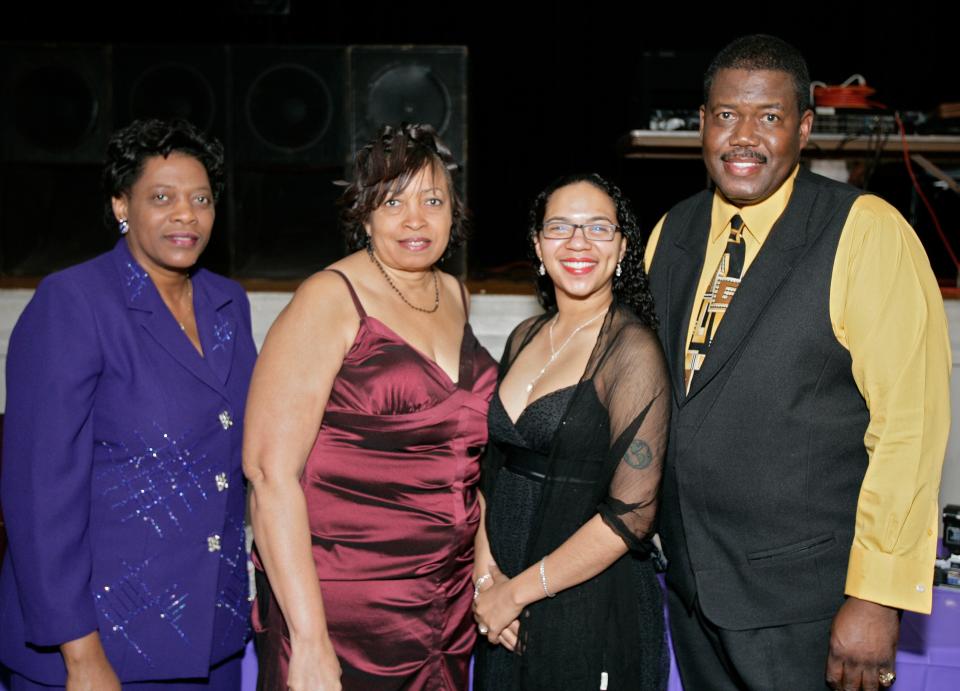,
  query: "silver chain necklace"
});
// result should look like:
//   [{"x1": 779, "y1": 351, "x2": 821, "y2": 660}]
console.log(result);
[{"x1": 526, "y1": 309, "x2": 606, "y2": 393}]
